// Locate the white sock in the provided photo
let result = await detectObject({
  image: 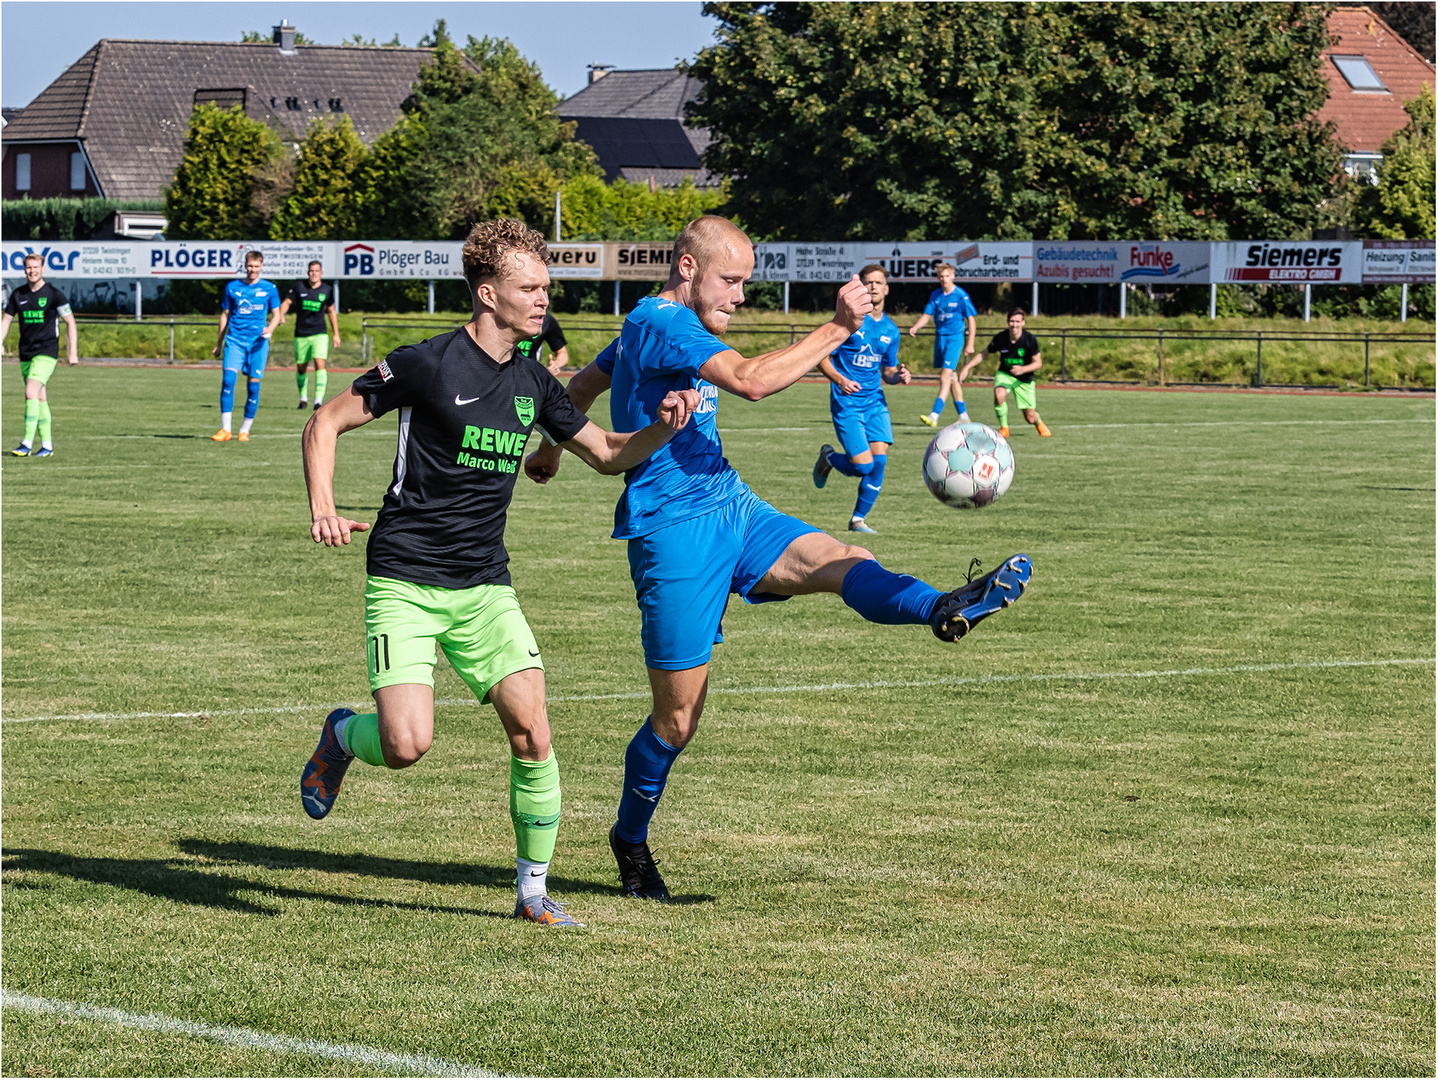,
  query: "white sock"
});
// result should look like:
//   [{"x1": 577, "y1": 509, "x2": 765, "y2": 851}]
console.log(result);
[
  {"x1": 517, "y1": 857, "x2": 549, "y2": 900},
  {"x1": 220, "y1": 411, "x2": 232, "y2": 431},
  {"x1": 314, "y1": 397, "x2": 323, "y2": 406},
  {"x1": 41, "y1": 440, "x2": 53, "y2": 450},
  {"x1": 239, "y1": 417, "x2": 254, "y2": 435}
]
